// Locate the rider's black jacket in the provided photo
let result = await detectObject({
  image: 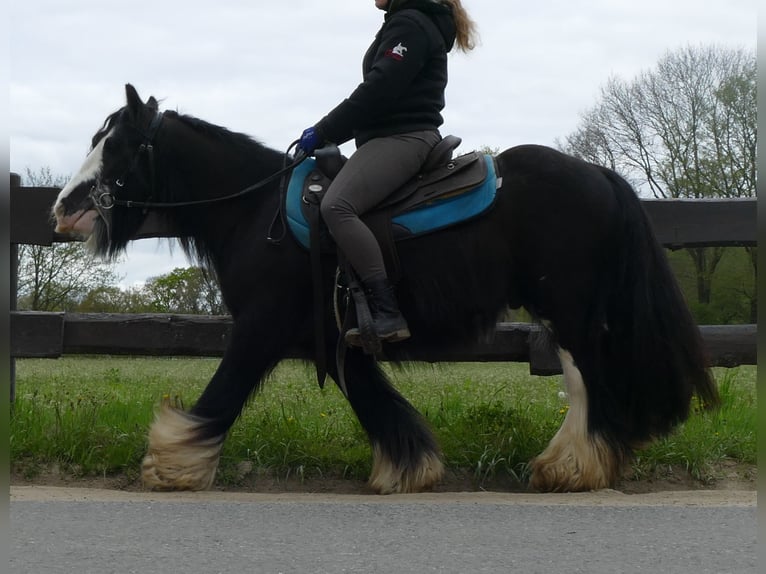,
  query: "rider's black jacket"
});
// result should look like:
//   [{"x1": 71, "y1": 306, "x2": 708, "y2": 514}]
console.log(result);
[{"x1": 315, "y1": 0, "x2": 456, "y2": 147}]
